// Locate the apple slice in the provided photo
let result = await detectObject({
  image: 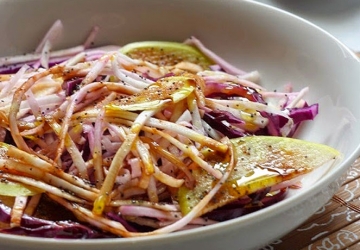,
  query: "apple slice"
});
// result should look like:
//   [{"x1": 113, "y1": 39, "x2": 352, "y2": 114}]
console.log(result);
[
  {"x1": 178, "y1": 136, "x2": 342, "y2": 215},
  {"x1": 120, "y1": 41, "x2": 212, "y2": 68}
]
